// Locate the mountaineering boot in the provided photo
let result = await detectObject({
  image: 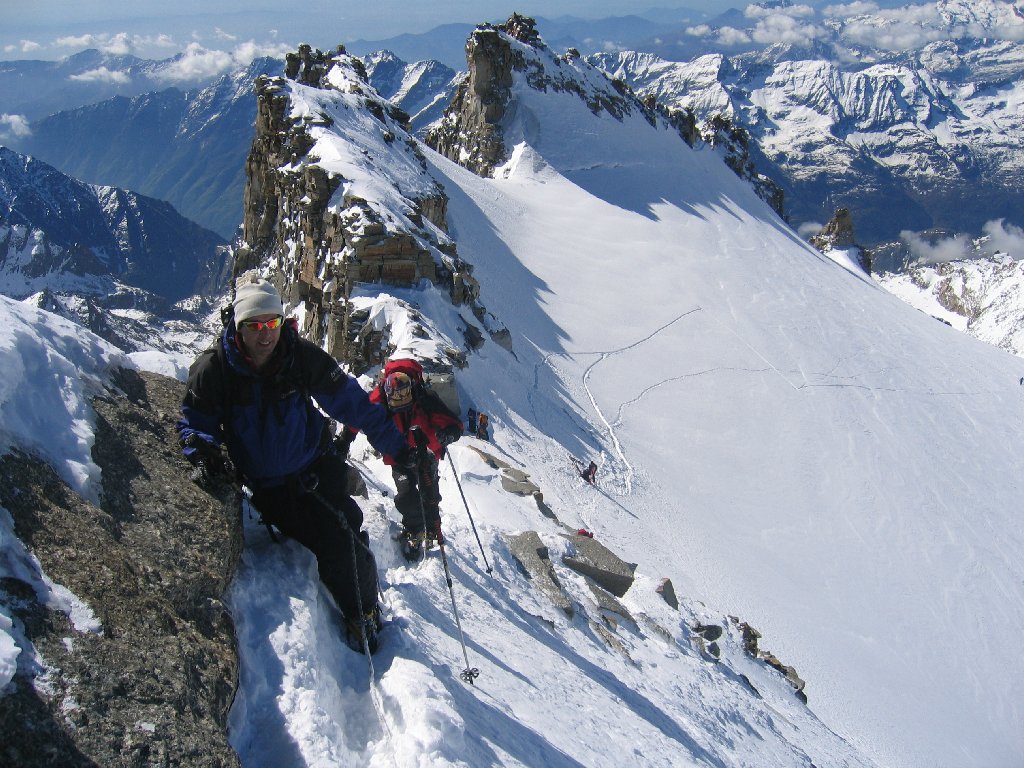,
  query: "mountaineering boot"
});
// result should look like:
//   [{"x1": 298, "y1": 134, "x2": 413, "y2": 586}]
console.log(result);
[
  {"x1": 344, "y1": 604, "x2": 382, "y2": 655},
  {"x1": 399, "y1": 527, "x2": 438, "y2": 562}
]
